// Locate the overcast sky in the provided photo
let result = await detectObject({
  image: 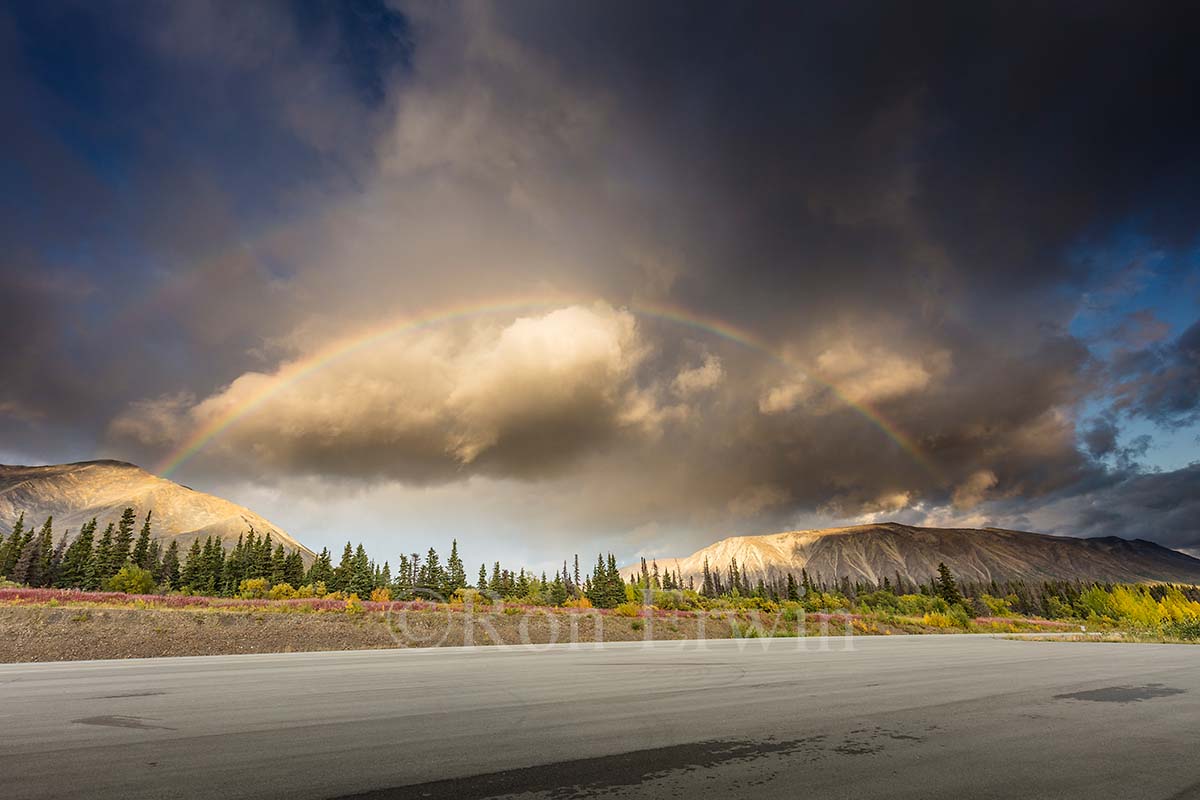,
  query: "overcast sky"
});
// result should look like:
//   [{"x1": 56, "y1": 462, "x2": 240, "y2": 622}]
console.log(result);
[{"x1": 2, "y1": 1, "x2": 1199, "y2": 569}]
